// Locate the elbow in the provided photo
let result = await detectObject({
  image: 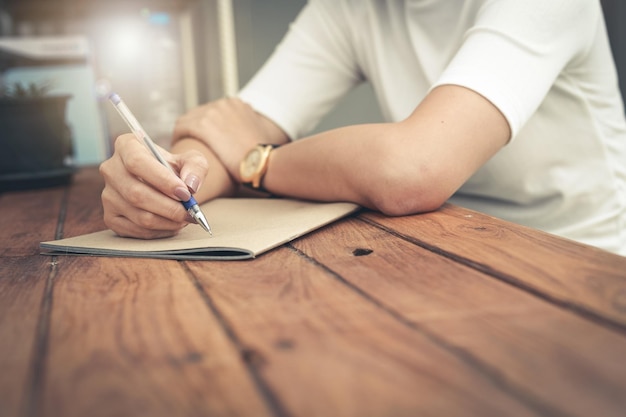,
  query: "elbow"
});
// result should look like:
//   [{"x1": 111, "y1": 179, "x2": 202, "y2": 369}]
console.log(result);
[
  {"x1": 366, "y1": 162, "x2": 451, "y2": 217},
  {"x1": 372, "y1": 187, "x2": 448, "y2": 217}
]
